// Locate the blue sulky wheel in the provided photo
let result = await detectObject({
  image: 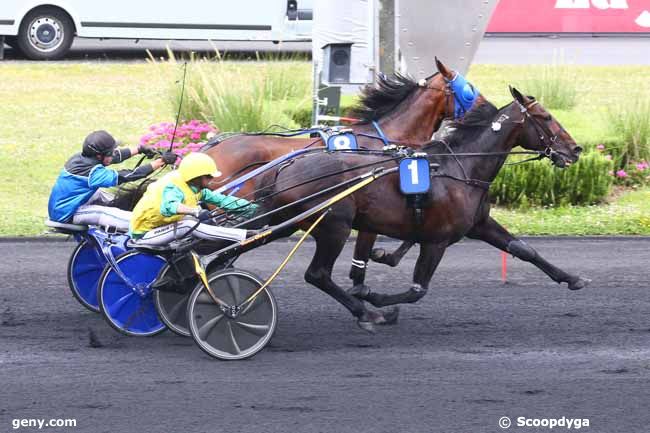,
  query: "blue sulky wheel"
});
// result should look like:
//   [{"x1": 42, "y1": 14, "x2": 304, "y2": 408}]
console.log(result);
[
  {"x1": 97, "y1": 251, "x2": 167, "y2": 337},
  {"x1": 187, "y1": 269, "x2": 277, "y2": 360},
  {"x1": 67, "y1": 239, "x2": 126, "y2": 312}
]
